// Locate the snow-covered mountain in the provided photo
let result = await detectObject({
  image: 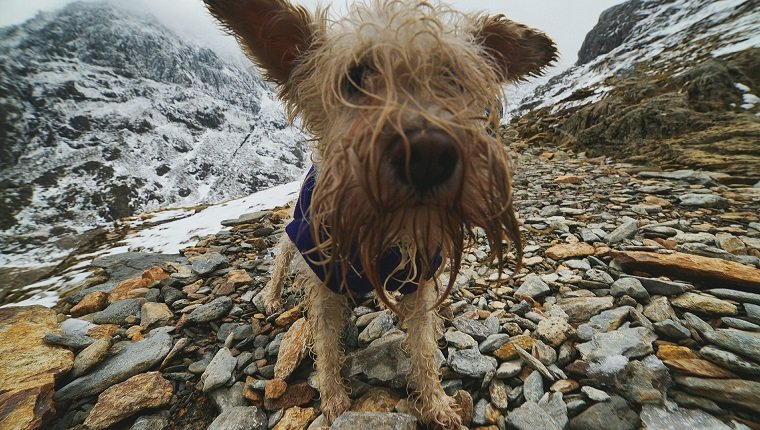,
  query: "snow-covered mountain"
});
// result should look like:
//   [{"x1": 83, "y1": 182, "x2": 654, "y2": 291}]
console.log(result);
[
  {"x1": 512, "y1": 0, "x2": 760, "y2": 177},
  {"x1": 0, "y1": 1, "x2": 308, "y2": 265}
]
